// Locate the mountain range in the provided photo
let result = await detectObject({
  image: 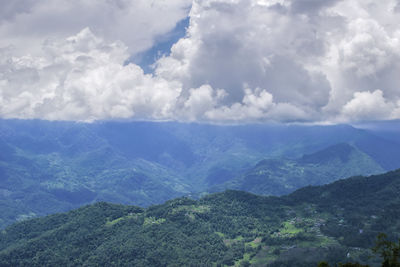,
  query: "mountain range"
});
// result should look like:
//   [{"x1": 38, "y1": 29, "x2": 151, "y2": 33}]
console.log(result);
[{"x1": 0, "y1": 119, "x2": 399, "y2": 228}]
